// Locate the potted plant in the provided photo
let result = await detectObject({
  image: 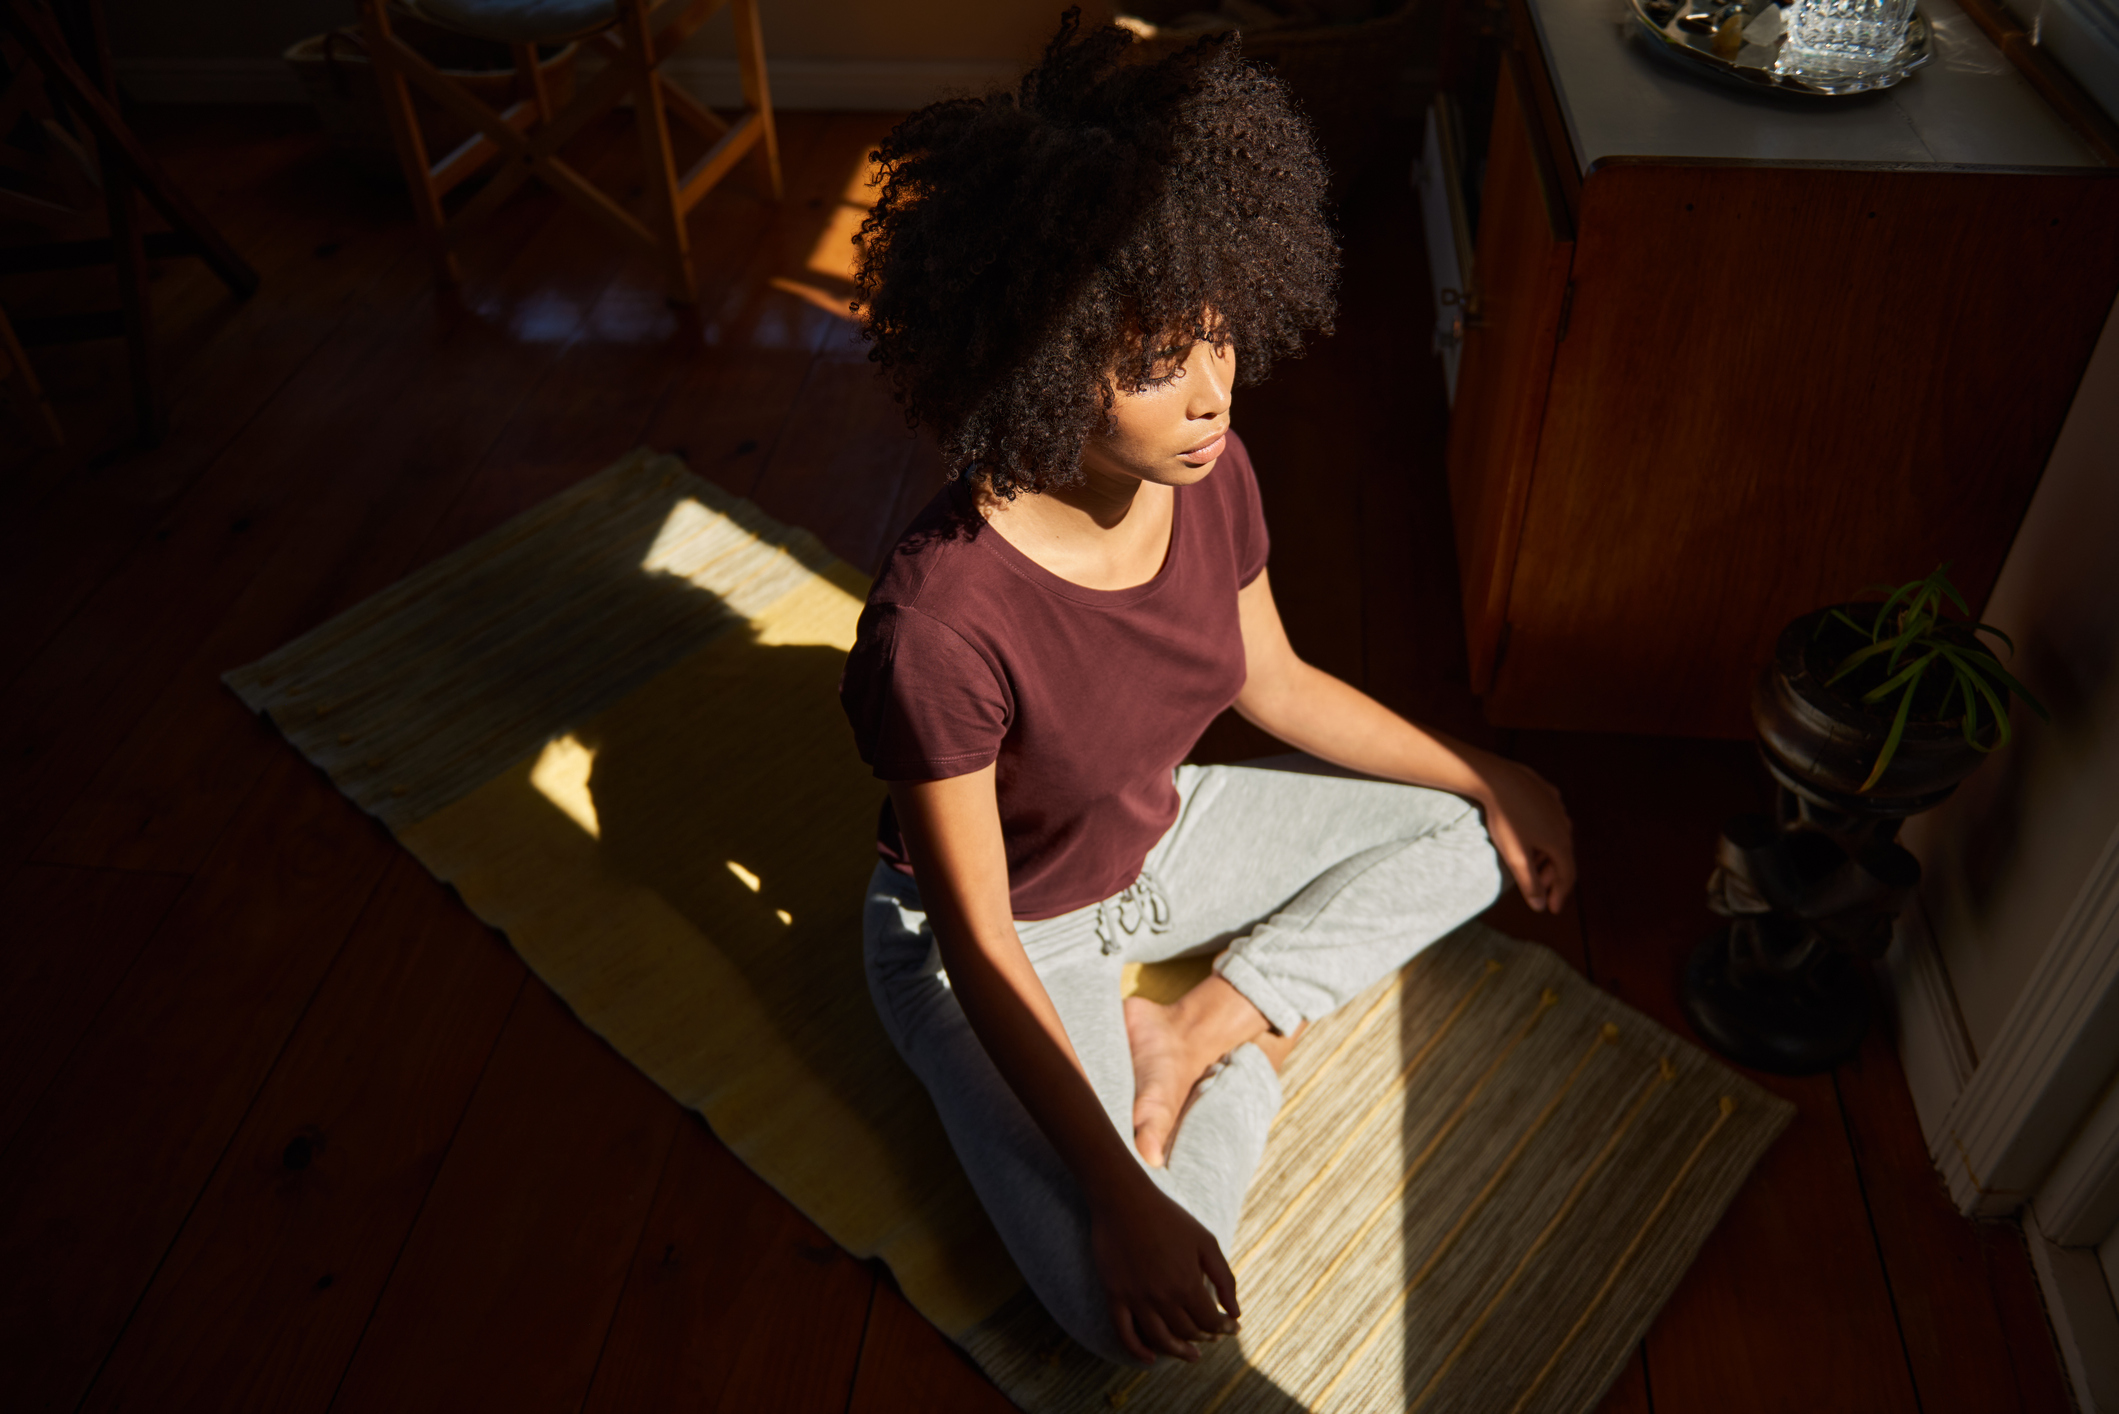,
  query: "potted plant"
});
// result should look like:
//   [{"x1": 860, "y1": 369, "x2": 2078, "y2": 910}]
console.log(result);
[{"x1": 1686, "y1": 566, "x2": 2047, "y2": 1074}]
